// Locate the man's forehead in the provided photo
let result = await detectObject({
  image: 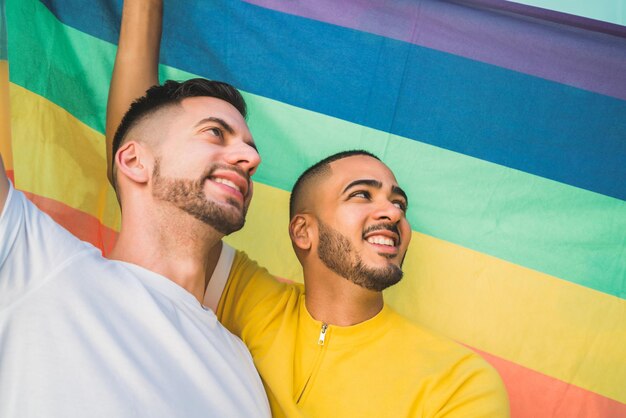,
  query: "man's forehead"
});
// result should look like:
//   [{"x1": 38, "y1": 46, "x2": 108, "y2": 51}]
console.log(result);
[
  {"x1": 181, "y1": 95, "x2": 234, "y2": 113},
  {"x1": 327, "y1": 155, "x2": 399, "y2": 188},
  {"x1": 179, "y1": 96, "x2": 251, "y2": 134}
]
